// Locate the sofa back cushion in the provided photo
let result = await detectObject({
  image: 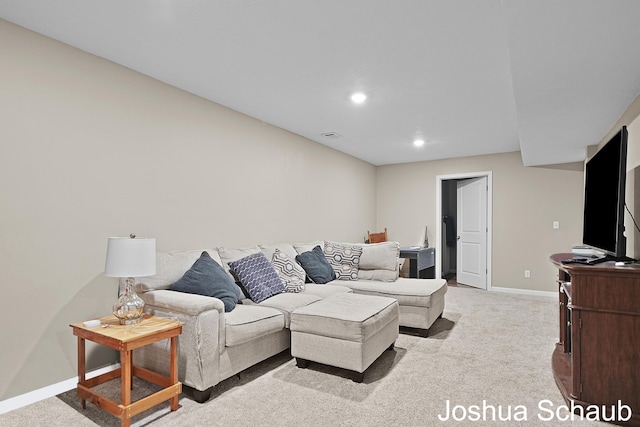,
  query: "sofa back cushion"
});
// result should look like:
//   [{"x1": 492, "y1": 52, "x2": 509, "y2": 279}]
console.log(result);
[
  {"x1": 259, "y1": 243, "x2": 298, "y2": 262},
  {"x1": 218, "y1": 245, "x2": 262, "y2": 279},
  {"x1": 136, "y1": 249, "x2": 222, "y2": 293},
  {"x1": 293, "y1": 241, "x2": 325, "y2": 255},
  {"x1": 355, "y1": 242, "x2": 400, "y2": 282}
]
